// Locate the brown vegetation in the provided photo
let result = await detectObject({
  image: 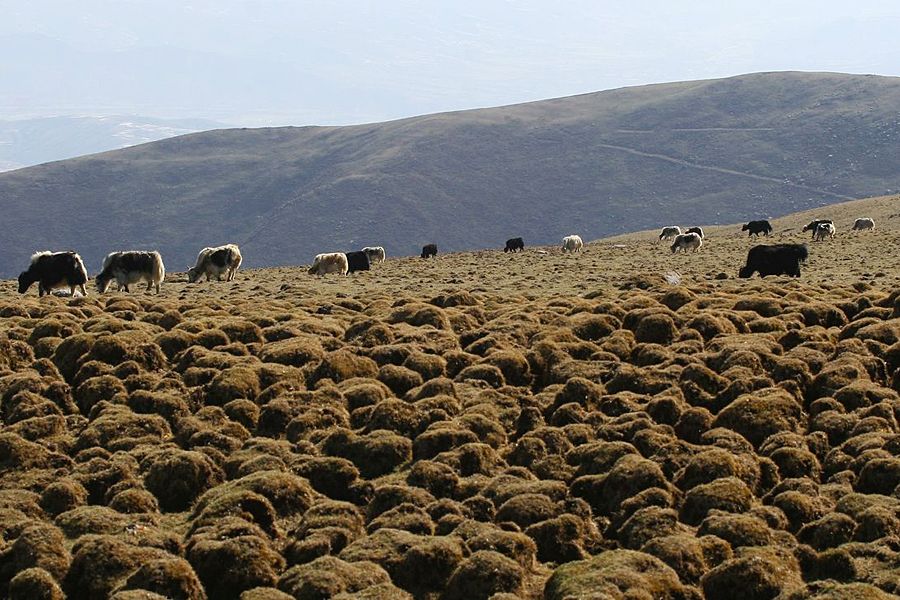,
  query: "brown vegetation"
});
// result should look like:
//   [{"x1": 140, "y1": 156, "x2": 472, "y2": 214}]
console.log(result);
[{"x1": 1, "y1": 205, "x2": 900, "y2": 598}]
